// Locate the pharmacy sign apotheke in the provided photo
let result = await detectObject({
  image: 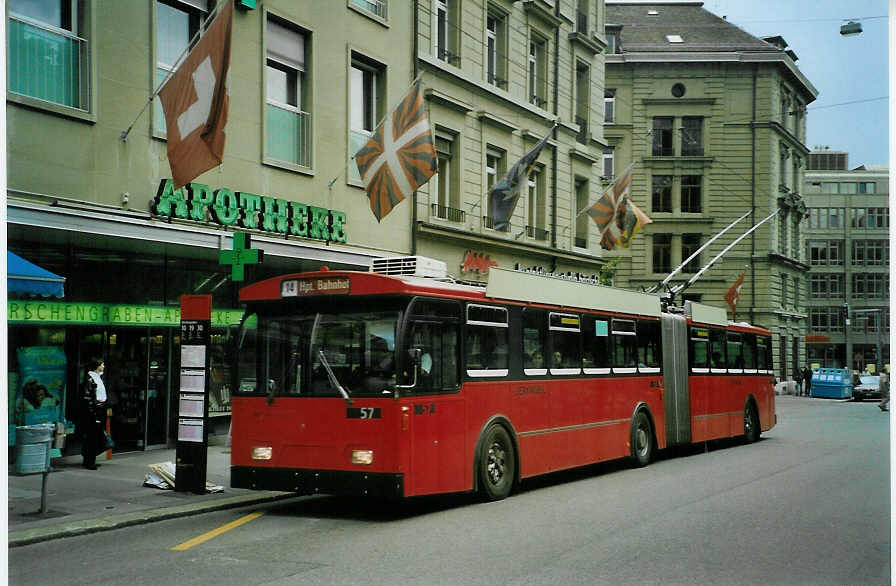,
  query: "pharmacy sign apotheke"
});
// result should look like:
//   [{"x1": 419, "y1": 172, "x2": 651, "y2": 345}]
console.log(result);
[{"x1": 153, "y1": 179, "x2": 348, "y2": 244}]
